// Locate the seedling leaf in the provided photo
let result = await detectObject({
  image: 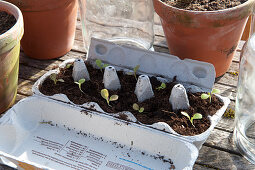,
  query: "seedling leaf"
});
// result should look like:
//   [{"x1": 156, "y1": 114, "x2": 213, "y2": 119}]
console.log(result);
[
  {"x1": 110, "y1": 95, "x2": 118, "y2": 101},
  {"x1": 96, "y1": 59, "x2": 108, "y2": 72},
  {"x1": 201, "y1": 88, "x2": 220, "y2": 103},
  {"x1": 96, "y1": 59, "x2": 102, "y2": 68},
  {"x1": 50, "y1": 73, "x2": 64, "y2": 84},
  {"x1": 192, "y1": 113, "x2": 203, "y2": 120},
  {"x1": 212, "y1": 89, "x2": 220, "y2": 94},
  {"x1": 181, "y1": 111, "x2": 203, "y2": 127},
  {"x1": 128, "y1": 65, "x2": 140, "y2": 80},
  {"x1": 58, "y1": 79, "x2": 65, "y2": 83},
  {"x1": 201, "y1": 93, "x2": 210, "y2": 100},
  {"x1": 50, "y1": 74, "x2": 57, "y2": 84},
  {"x1": 181, "y1": 111, "x2": 190, "y2": 120},
  {"x1": 79, "y1": 79, "x2": 85, "y2": 84},
  {"x1": 161, "y1": 83, "x2": 166, "y2": 88},
  {"x1": 133, "y1": 103, "x2": 139, "y2": 111},
  {"x1": 132, "y1": 103, "x2": 144, "y2": 113},
  {"x1": 101, "y1": 89, "x2": 118, "y2": 106},
  {"x1": 190, "y1": 113, "x2": 203, "y2": 127},
  {"x1": 156, "y1": 82, "x2": 166, "y2": 90},
  {"x1": 75, "y1": 78, "x2": 85, "y2": 93},
  {"x1": 134, "y1": 65, "x2": 140, "y2": 73},
  {"x1": 66, "y1": 64, "x2": 72, "y2": 69},
  {"x1": 103, "y1": 64, "x2": 109, "y2": 68},
  {"x1": 101, "y1": 89, "x2": 109, "y2": 100},
  {"x1": 139, "y1": 107, "x2": 144, "y2": 113}
]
